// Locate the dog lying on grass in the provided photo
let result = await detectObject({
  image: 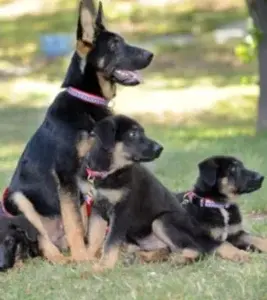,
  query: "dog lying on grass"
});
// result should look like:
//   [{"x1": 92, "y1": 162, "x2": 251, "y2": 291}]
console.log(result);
[{"x1": 174, "y1": 155, "x2": 266, "y2": 262}]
